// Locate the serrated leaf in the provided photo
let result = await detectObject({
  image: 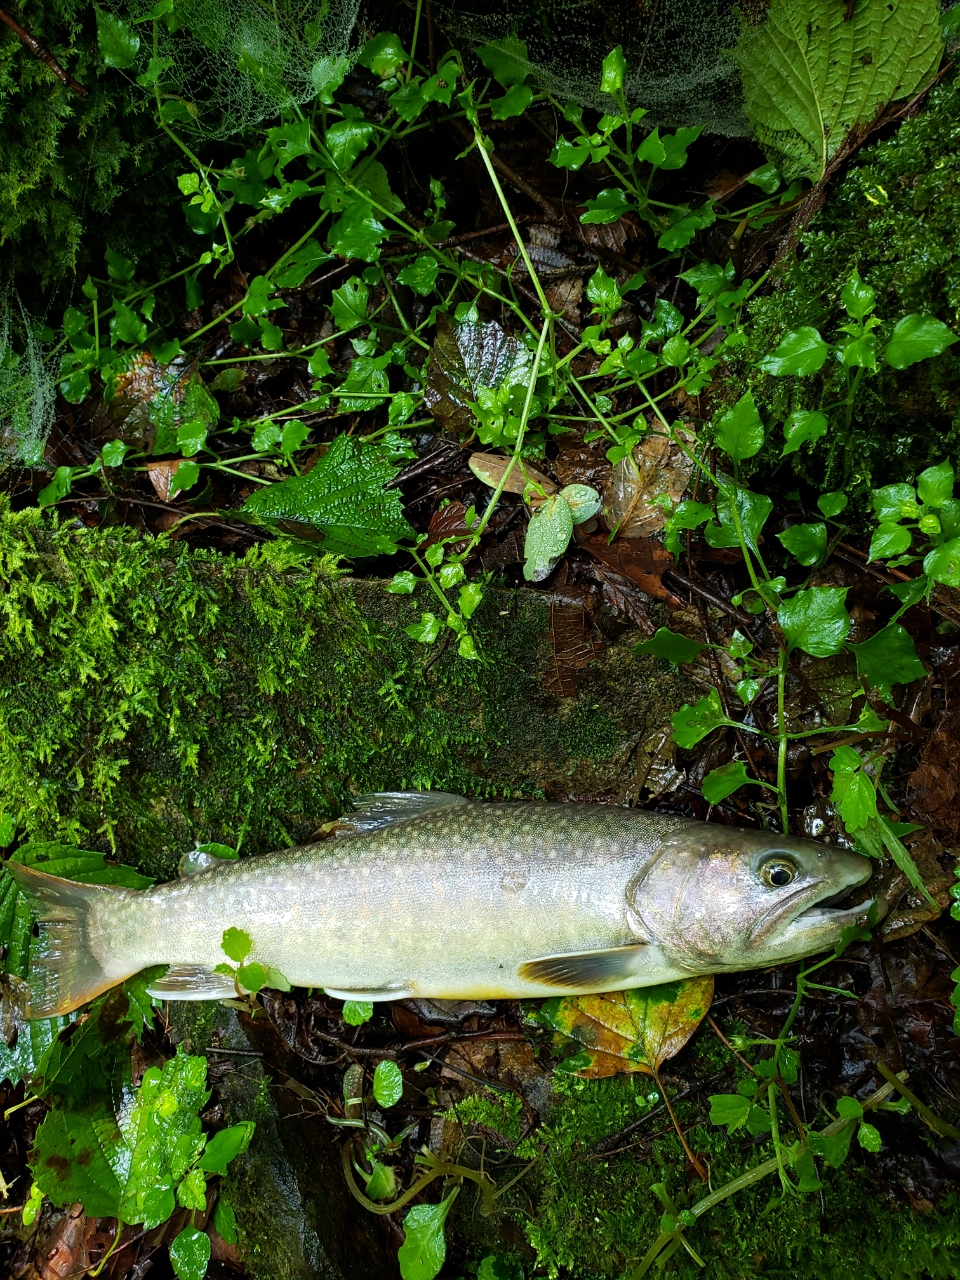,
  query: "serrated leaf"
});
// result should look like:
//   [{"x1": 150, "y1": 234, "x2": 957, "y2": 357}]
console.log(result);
[
  {"x1": 884, "y1": 314, "x2": 959, "y2": 368},
  {"x1": 710, "y1": 1093, "x2": 752, "y2": 1133},
  {"x1": 734, "y1": 0, "x2": 943, "y2": 183},
  {"x1": 778, "y1": 586, "x2": 850, "y2": 657},
  {"x1": 533, "y1": 978, "x2": 713, "y2": 1077},
  {"x1": 758, "y1": 327, "x2": 829, "y2": 376},
  {"x1": 241, "y1": 434, "x2": 413, "y2": 557},
  {"x1": 328, "y1": 199, "x2": 387, "y2": 262},
  {"x1": 396, "y1": 254, "x2": 440, "y2": 296}
]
